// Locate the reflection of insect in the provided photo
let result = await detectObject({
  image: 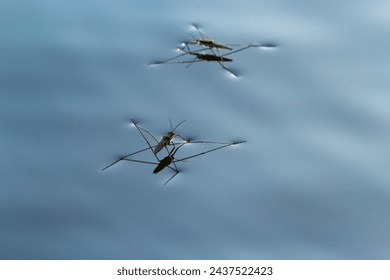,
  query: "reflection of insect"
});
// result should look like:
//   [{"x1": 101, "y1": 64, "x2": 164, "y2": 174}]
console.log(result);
[
  {"x1": 150, "y1": 45, "x2": 255, "y2": 78},
  {"x1": 102, "y1": 120, "x2": 245, "y2": 185},
  {"x1": 150, "y1": 24, "x2": 277, "y2": 78}
]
